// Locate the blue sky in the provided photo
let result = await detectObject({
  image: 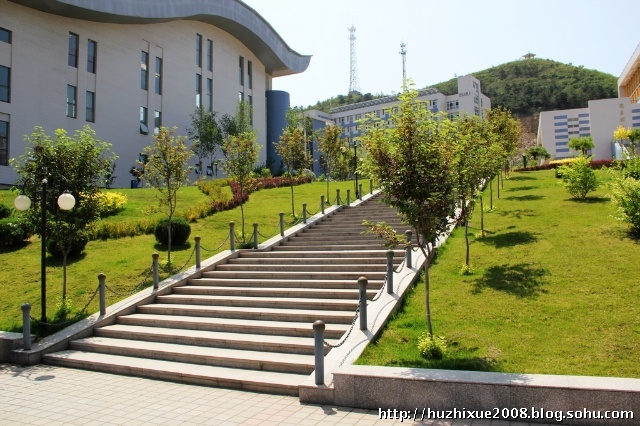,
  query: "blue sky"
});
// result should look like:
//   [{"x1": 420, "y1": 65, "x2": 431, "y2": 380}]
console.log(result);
[{"x1": 242, "y1": 0, "x2": 639, "y2": 108}]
